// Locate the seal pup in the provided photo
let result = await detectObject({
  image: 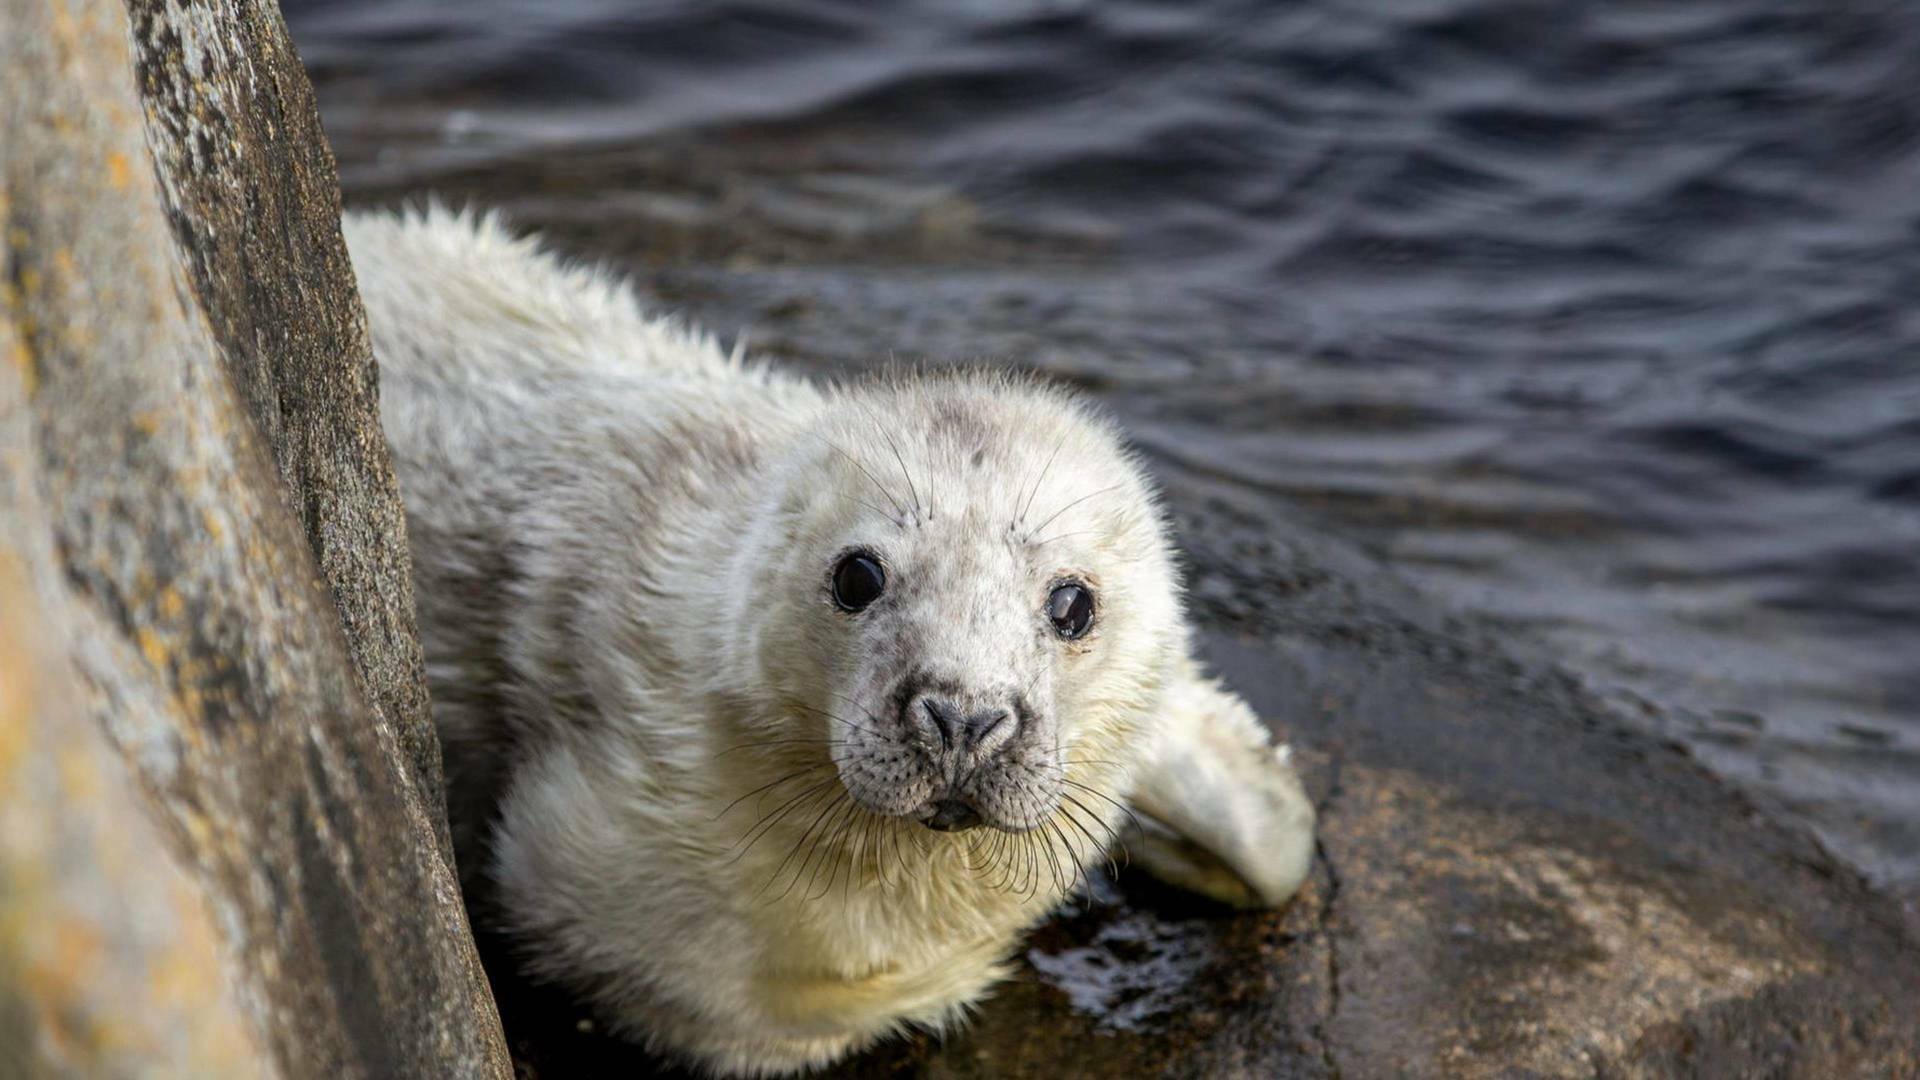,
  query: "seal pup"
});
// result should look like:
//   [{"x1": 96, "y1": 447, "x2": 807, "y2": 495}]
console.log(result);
[{"x1": 345, "y1": 206, "x2": 1315, "y2": 1076}]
